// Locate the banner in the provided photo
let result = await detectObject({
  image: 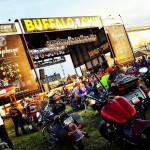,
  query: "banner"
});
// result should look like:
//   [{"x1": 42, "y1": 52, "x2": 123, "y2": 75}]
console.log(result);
[
  {"x1": 88, "y1": 48, "x2": 100, "y2": 58},
  {"x1": 102, "y1": 17, "x2": 123, "y2": 26},
  {"x1": 0, "y1": 24, "x2": 17, "y2": 34},
  {"x1": 0, "y1": 86, "x2": 15, "y2": 98},
  {"x1": 105, "y1": 25, "x2": 134, "y2": 64},
  {"x1": 20, "y1": 16, "x2": 102, "y2": 33},
  {"x1": 0, "y1": 35, "x2": 38, "y2": 94}
]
